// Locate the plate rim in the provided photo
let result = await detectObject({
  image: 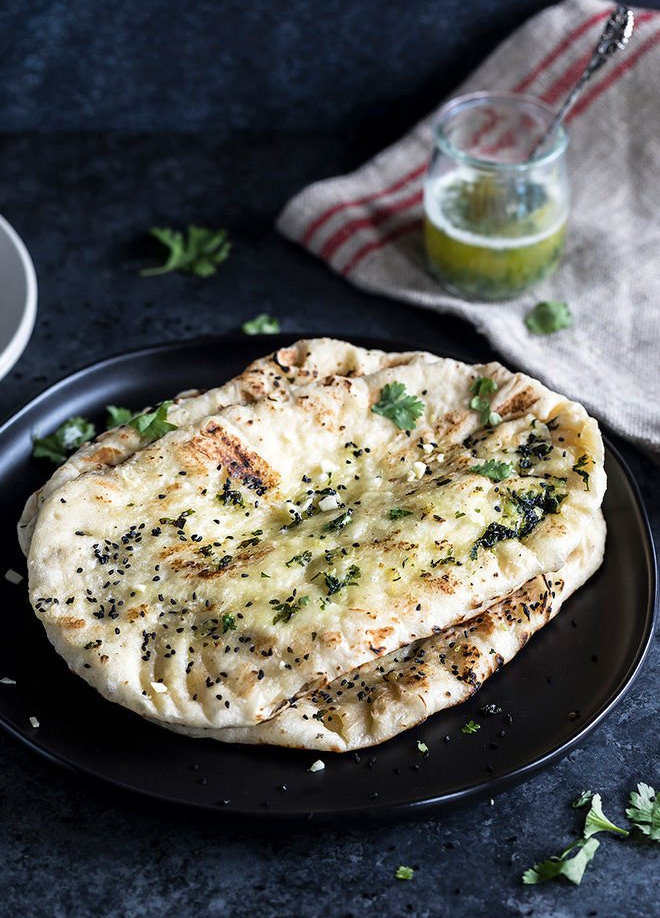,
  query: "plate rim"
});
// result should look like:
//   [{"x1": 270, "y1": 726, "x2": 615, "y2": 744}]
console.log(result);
[
  {"x1": 0, "y1": 335, "x2": 656, "y2": 823},
  {"x1": 0, "y1": 213, "x2": 38, "y2": 381}
]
